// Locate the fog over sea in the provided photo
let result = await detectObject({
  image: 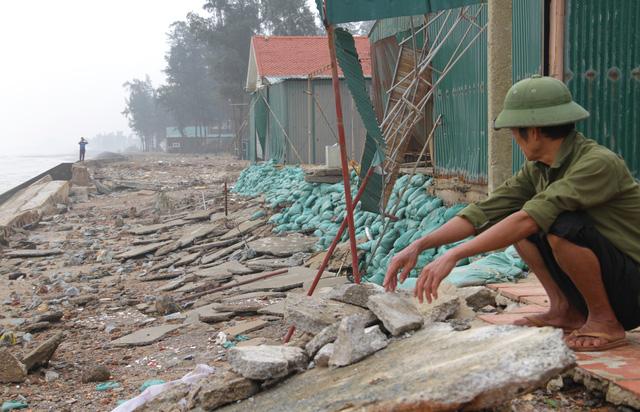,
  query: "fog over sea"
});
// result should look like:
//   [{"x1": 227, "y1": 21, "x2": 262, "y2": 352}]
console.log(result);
[{"x1": 0, "y1": 153, "x2": 78, "y2": 194}]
